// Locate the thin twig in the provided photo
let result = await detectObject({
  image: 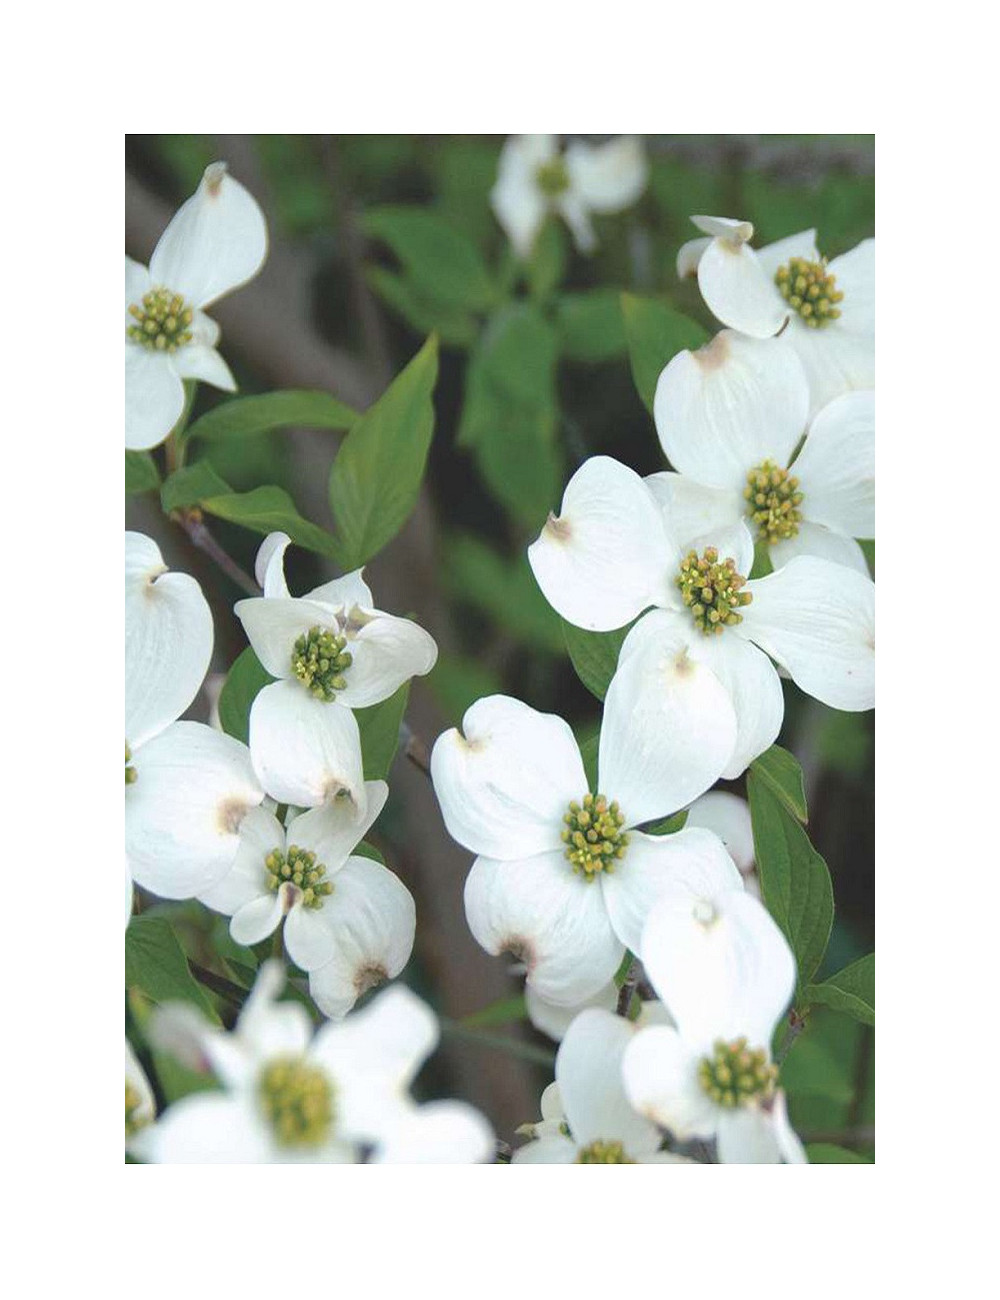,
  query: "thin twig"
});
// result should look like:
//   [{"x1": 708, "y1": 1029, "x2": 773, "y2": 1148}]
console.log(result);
[
  {"x1": 774, "y1": 1007, "x2": 807, "y2": 1066},
  {"x1": 616, "y1": 958, "x2": 638, "y2": 1017},
  {"x1": 398, "y1": 720, "x2": 432, "y2": 778},
  {"x1": 174, "y1": 510, "x2": 259, "y2": 596},
  {"x1": 440, "y1": 1019, "x2": 556, "y2": 1069},
  {"x1": 800, "y1": 1125, "x2": 875, "y2": 1148},
  {"x1": 188, "y1": 962, "x2": 248, "y2": 1008}
]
